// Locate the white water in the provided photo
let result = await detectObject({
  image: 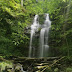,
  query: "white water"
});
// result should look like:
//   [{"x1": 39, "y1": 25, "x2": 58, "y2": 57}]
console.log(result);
[
  {"x1": 29, "y1": 15, "x2": 39, "y2": 57},
  {"x1": 39, "y1": 14, "x2": 51, "y2": 57},
  {"x1": 29, "y1": 14, "x2": 51, "y2": 58}
]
